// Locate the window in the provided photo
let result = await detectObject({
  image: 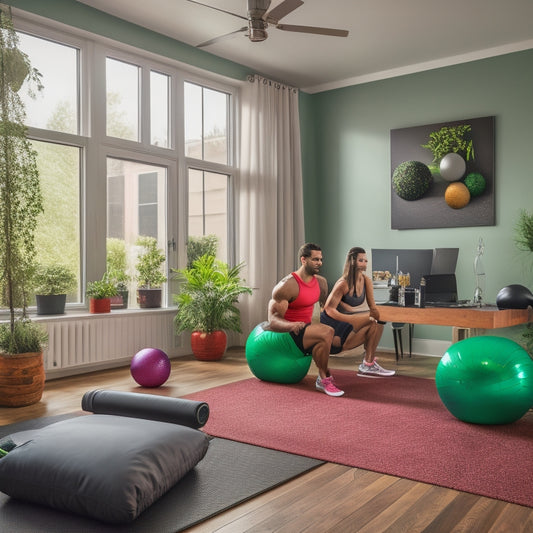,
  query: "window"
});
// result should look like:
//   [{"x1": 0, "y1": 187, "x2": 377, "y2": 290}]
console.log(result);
[
  {"x1": 184, "y1": 82, "x2": 229, "y2": 164},
  {"x1": 33, "y1": 140, "x2": 81, "y2": 303},
  {"x1": 18, "y1": 33, "x2": 79, "y2": 134},
  {"x1": 4, "y1": 13, "x2": 237, "y2": 313},
  {"x1": 188, "y1": 169, "x2": 229, "y2": 263},
  {"x1": 150, "y1": 71, "x2": 170, "y2": 148},
  {"x1": 106, "y1": 57, "x2": 140, "y2": 141},
  {"x1": 106, "y1": 158, "x2": 167, "y2": 305}
]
